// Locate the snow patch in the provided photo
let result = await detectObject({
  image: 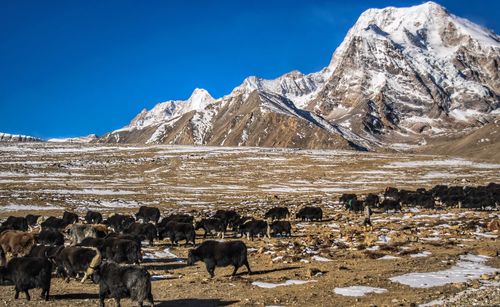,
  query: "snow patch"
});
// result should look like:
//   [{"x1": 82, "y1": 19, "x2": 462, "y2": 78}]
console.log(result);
[
  {"x1": 334, "y1": 286, "x2": 388, "y2": 297},
  {"x1": 389, "y1": 254, "x2": 498, "y2": 288},
  {"x1": 252, "y1": 280, "x2": 317, "y2": 289}
]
